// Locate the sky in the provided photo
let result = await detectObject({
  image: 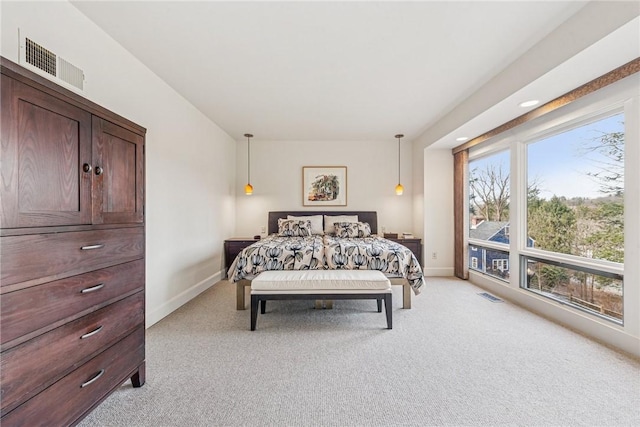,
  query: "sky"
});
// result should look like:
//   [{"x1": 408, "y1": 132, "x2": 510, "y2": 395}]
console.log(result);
[{"x1": 470, "y1": 112, "x2": 624, "y2": 200}]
